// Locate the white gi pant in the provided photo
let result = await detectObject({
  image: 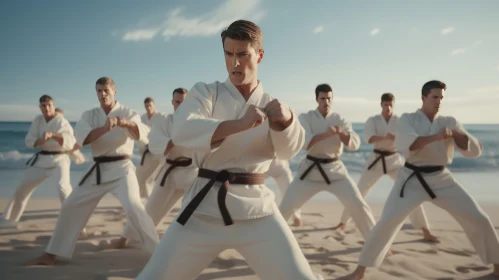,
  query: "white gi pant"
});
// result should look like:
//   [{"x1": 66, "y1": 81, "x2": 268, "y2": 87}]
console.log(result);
[
  {"x1": 45, "y1": 169, "x2": 159, "y2": 259},
  {"x1": 136, "y1": 153, "x2": 162, "y2": 199},
  {"x1": 122, "y1": 169, "x2": 184, "y2": 240},
  {"x1": 279, "y1": 165, "x2": 376, "y2": 239},
  {"x1": 266, "y1": 161, "x2": 301, "y2": 221},
  {"x1": 358, "y1": 168, "x2": 499, "y2": 268},
  {"x1": 2, "y1": 157, "x2": 72, "y2": 222},
  {"x1": 135, "y1": 203, "x2": 323, "y2": 280},
  {"x1": 339, "y1": 167, "x2": 430, "y2": 230}
]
